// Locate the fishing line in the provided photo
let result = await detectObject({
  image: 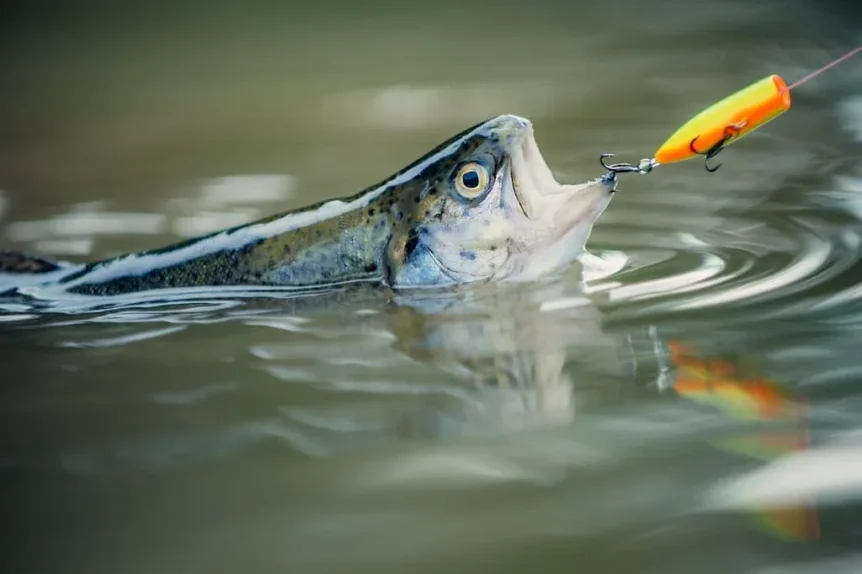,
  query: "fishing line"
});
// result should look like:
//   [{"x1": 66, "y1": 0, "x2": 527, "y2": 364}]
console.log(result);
[{"x1": 785, "y1": 45, "x2": 862, "y2": 91}]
